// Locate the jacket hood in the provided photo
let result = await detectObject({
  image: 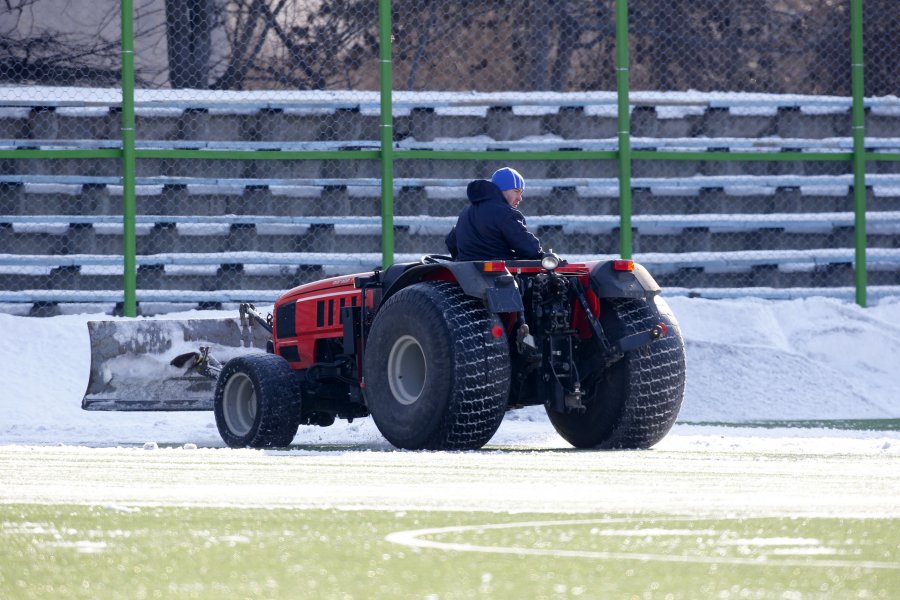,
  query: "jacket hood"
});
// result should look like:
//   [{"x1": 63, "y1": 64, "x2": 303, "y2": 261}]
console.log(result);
[{"x1": 466, "y1": 179, "x2": 505, "y2": 204}]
